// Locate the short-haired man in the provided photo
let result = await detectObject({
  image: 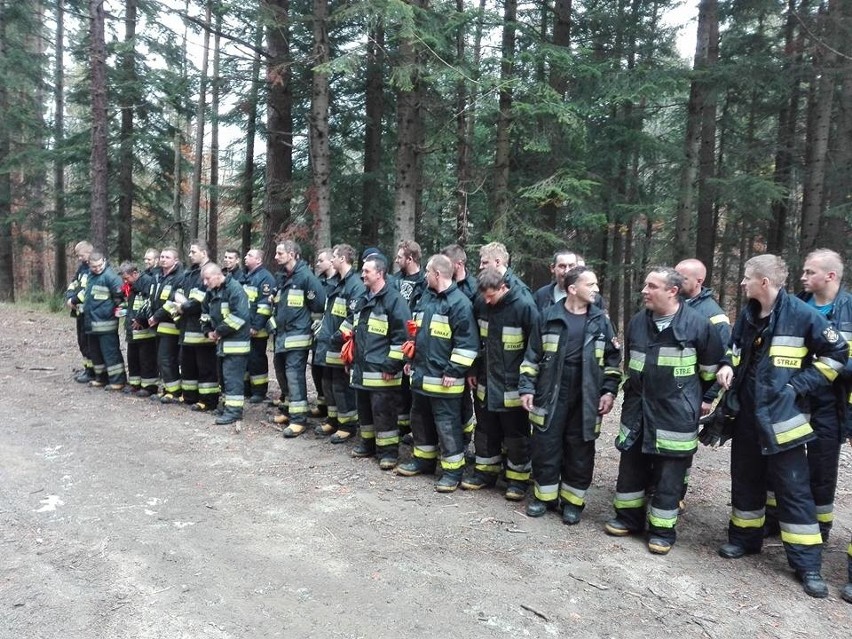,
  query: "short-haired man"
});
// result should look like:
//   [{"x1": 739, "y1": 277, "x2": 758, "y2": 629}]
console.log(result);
[
  {"x1": 222, "y1": 248, "x2": 244, "y2": 281},
  {"x1": 520, "y1": 267, "x2": 622, "y2": 522},
  {"x1": 606, "y1": 267, "x2": 723, "y2": 556},
  {"x1": 118, "y1": 261, "x2": 158, "y2": 397},
  {"x1": 147, "y1": 247, "x2": 184, "y2": 401},
  {"x1": 393, "y1": 240, "x2": 426, "y2": 312},
  {"x1": 396, "y1": 254, "x2": 479, "y2": 492},
  {"x1": 532, "y1": 250, "x2": 578, "y2": 311},
  {"x1": 716, "y1": 254, "x2": 848, "y2": 598},
  {"x1": 314, "y1": 243, "x2": 366, "y2": 442},
  {"x1": 309, "y1": 248, "x2": 339, "y2": 418},
  {"x1": 241, "y1": 248, "x2": 276, "y2": 403},
  {"x1": 173, "y1": 240, "x2": 219, "y2": 411},
  {"x1": 462, "y1": 267, "x2": 539, "y2": 500},
  {"x1": 478, "y1": 241, "x2": 532, "y2": 300},
  {"x1": 269, "y1": 241, "x2": 326, "y2": 437},
  {"x1": 442, "y1": 243, "x2": 477, "y2": 301},
  {"x1": 201, "y1": 262, "x2": 251, "y2": 425},
  {"x1": 83, "y1": 251, "x2": 127, "y2": 390},
  {"x1": 345, "y1": 254, "x2": 411, "y2": 469},
  {"x1": 143, "y1": 248, "x2": 160, "y2": 274},
  {"x1": 66, "y1": 240, "x2": 94, "y2": 382}
]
